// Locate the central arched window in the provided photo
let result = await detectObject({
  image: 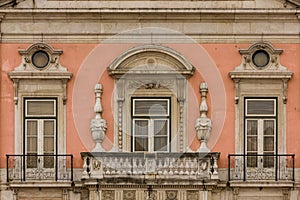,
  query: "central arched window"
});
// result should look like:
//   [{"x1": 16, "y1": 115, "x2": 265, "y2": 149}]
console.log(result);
[{"x1": 107, "y1": 45, "x2": 195, "y2": 152}]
